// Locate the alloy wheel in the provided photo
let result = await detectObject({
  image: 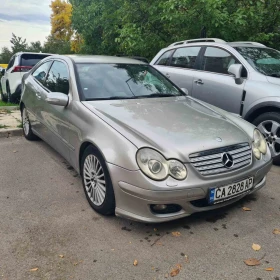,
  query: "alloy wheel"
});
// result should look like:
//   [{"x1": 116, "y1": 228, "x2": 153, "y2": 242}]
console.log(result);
[
  {"x1": 83, "y1": 154, "x2": 106, "y2": 206},
  {"x1": 22, "y1": 108, "x2": 30, "y2": 135},
  {"x1": 258, "y1": 120, "x2": 280, "y2": 157}
]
